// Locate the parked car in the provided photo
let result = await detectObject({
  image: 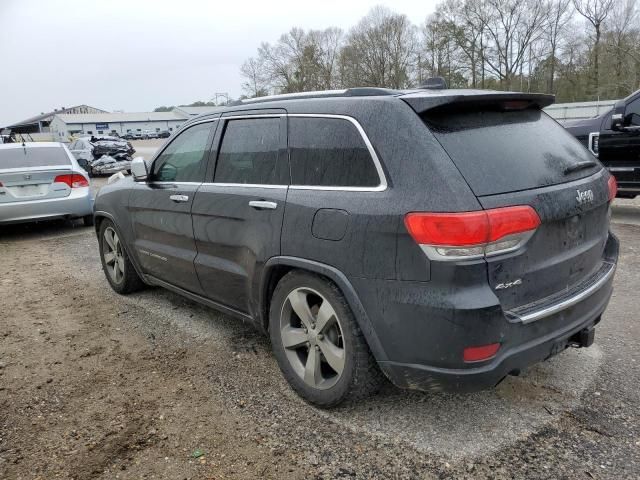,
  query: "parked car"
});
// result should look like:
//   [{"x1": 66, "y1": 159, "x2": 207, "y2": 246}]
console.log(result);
[
  {"x1": 123, "y1": 132, "x2": 142, "y2": 140},
  {"x1": 0, "y1": 142, "x2": 93, "y2": 225},
  {"x1": 69, "y1": 136, "x2": 134, "y2": 176},
  {"x1": 142, "y1": 130, "x2": 158, "y2": 139},
  {"x1": 158, "y1": 130, "x2": 171, "y2": 138},
  {"x1": 93, "y1": 87, "x2": 619, "y2": 407},
  {"x1": 563, "y1": 88, "x2": 640, "y2": 198}
]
